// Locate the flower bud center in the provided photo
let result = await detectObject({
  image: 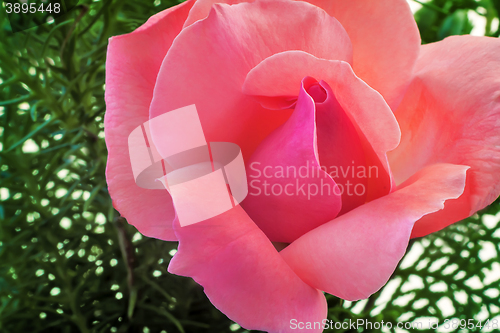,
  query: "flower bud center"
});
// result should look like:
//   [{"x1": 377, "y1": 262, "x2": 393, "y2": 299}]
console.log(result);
[{"x1": 306, "y1": 83, "x2": 327, "y2": 103}]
